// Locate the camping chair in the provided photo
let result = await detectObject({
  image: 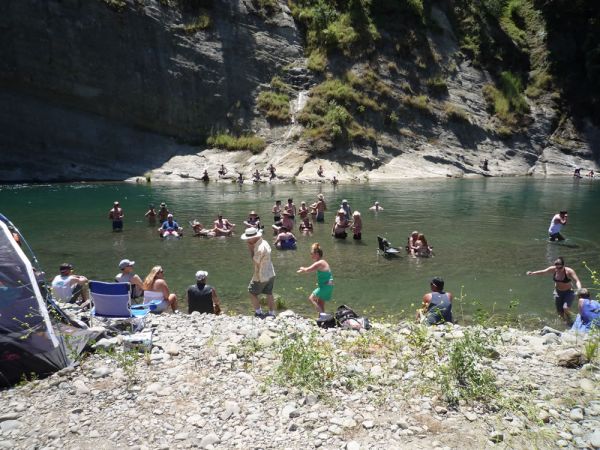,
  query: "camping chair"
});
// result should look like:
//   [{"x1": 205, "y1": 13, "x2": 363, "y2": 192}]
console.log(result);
[
  {"x1": 89, "y1": 281, "x2": 150, "y2": 332},
  {"x1": 377, "y1": 236, "x2": 401, "y2": 257}
]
